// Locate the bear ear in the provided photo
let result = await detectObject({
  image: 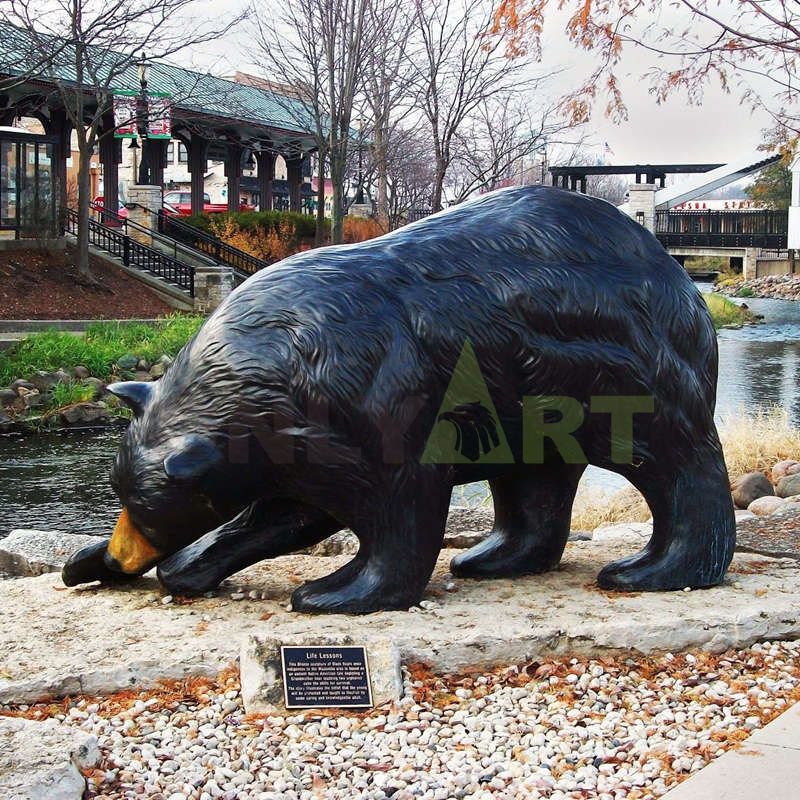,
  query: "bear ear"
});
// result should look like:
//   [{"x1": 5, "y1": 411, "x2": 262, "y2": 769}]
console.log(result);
[
  {"x1": 163, "y1": 435, "x2": 223, "y2": 482},
  {"x1": 106, "y1": 381, "x2": 153, "y2": 418}
]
